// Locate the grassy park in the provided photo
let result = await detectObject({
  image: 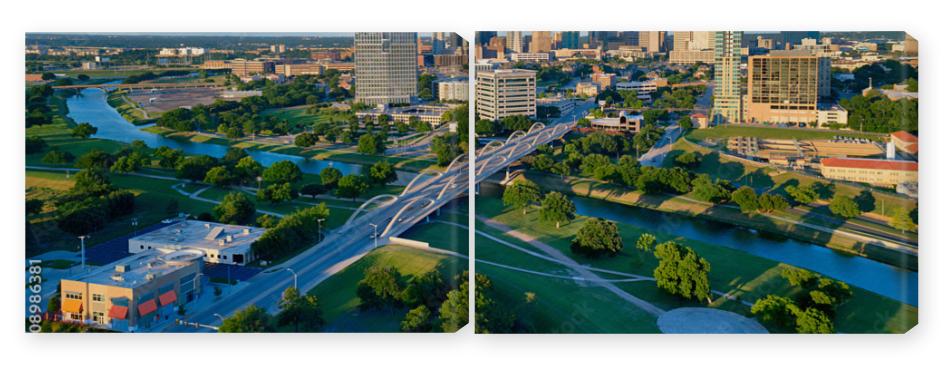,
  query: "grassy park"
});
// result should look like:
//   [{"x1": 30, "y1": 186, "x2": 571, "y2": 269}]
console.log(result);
[
  {"x1": 307, "y1": 245, "x2": 462, "y2": 332},
  {"x1": 685, "y1": 125, "x2": 886, "y2": 142},
  {"x1": 475, "y1": 196, "x2": 917, "y2": 333}
]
